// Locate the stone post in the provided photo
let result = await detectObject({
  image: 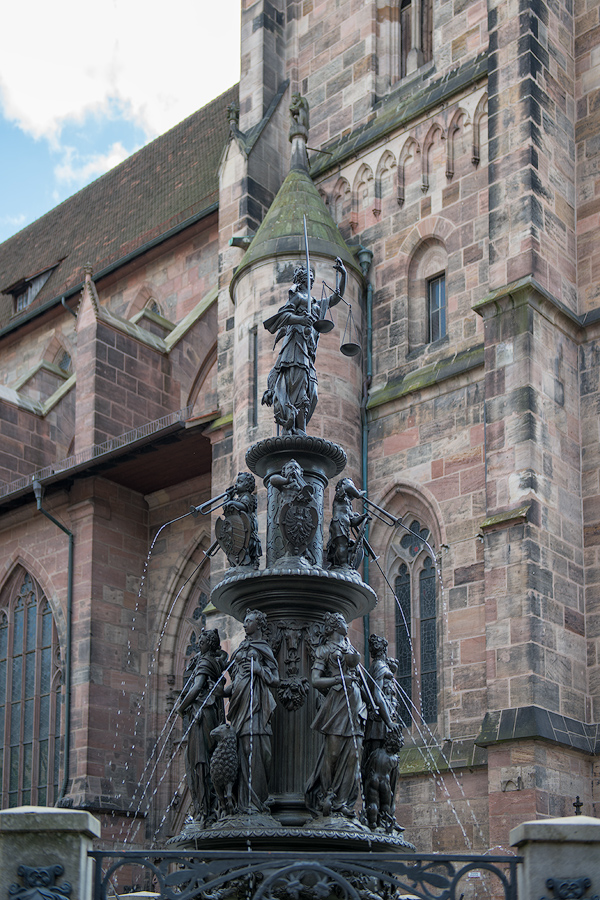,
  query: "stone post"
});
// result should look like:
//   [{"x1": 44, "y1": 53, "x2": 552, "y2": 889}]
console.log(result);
[
  {"x1": 0, "y1": 806, "x2": 101, "y2": 900},
  {"x1": 510, "y1": 816, "x2": 600, "y2": 900}
]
